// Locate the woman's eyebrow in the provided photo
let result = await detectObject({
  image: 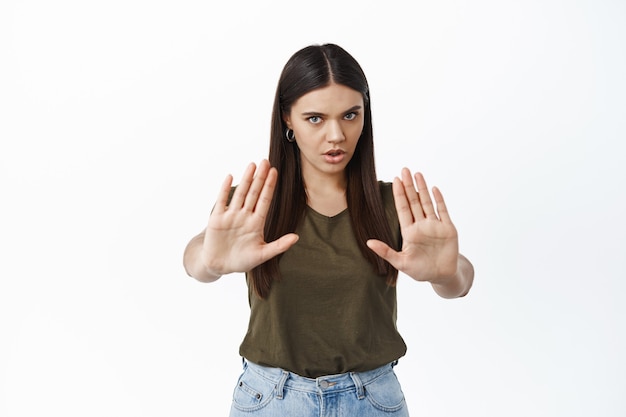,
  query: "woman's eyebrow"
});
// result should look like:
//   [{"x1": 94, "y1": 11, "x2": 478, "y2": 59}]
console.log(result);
[{"x1": 300, "y1": 105, "x2": 362, "y2": 117}]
